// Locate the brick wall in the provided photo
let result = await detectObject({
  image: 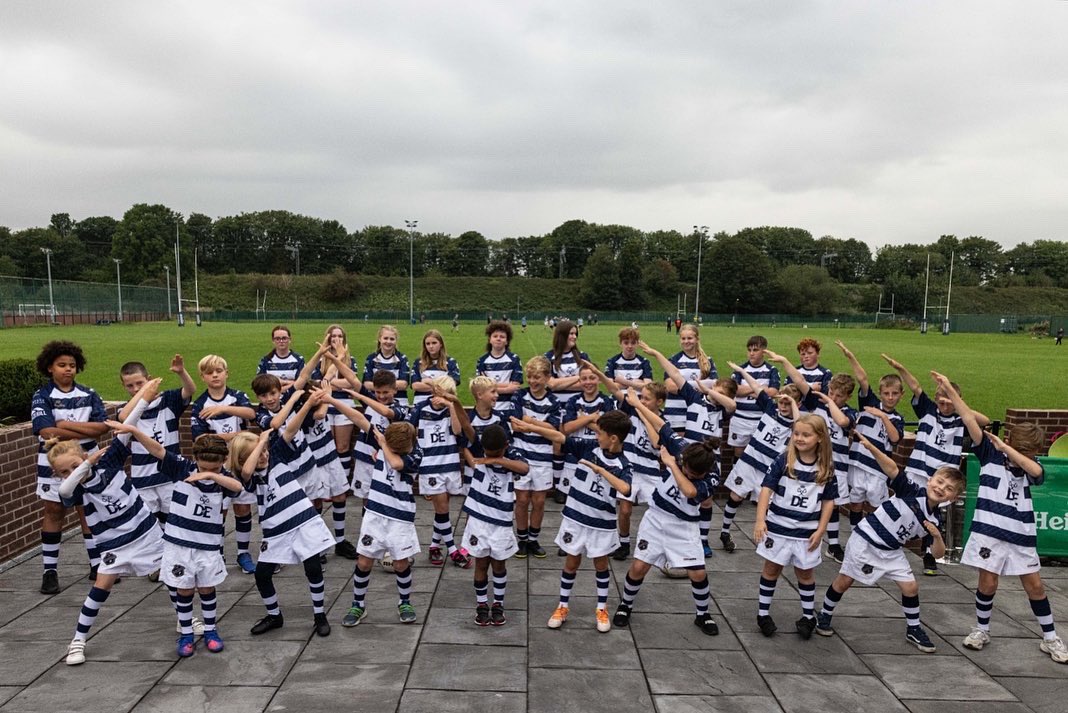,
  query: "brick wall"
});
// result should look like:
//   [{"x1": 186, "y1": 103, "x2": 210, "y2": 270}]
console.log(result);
[{"x1": 1003, "y1": 409, "x2": 1068, "y2": 456}]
